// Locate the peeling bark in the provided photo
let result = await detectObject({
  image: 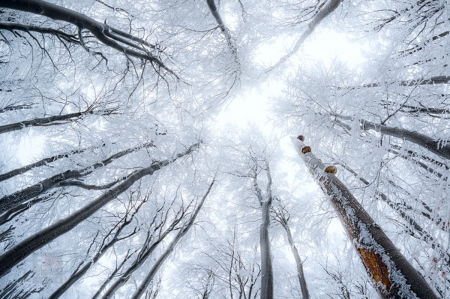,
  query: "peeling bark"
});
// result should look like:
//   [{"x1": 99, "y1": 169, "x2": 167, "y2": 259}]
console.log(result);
[{"x1": 292, "y1": 136, "x2": 438, "y2": 299}]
